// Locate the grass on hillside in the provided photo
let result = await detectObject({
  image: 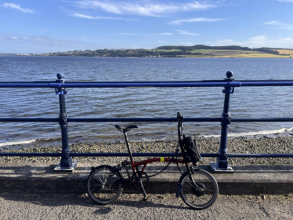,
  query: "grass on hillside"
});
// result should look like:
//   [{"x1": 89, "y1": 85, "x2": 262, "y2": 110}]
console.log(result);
[
  {"x1": 135, "y1": 48, "x2": 292, "y2": 58},
  {"x1": 276, "y1": 49, "x2": 293, "y2": 55},
  {"x1": 176, "y1": 49, "x2": 291, "y2": 58}
]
